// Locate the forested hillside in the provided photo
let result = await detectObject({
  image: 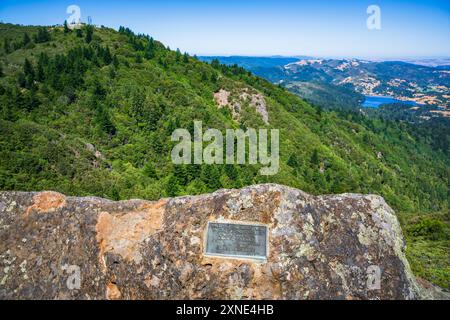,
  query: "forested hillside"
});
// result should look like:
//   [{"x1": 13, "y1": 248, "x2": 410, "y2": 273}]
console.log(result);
[{"x1": 0, "y1": 23, "x2": 448, "y2": 287}]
